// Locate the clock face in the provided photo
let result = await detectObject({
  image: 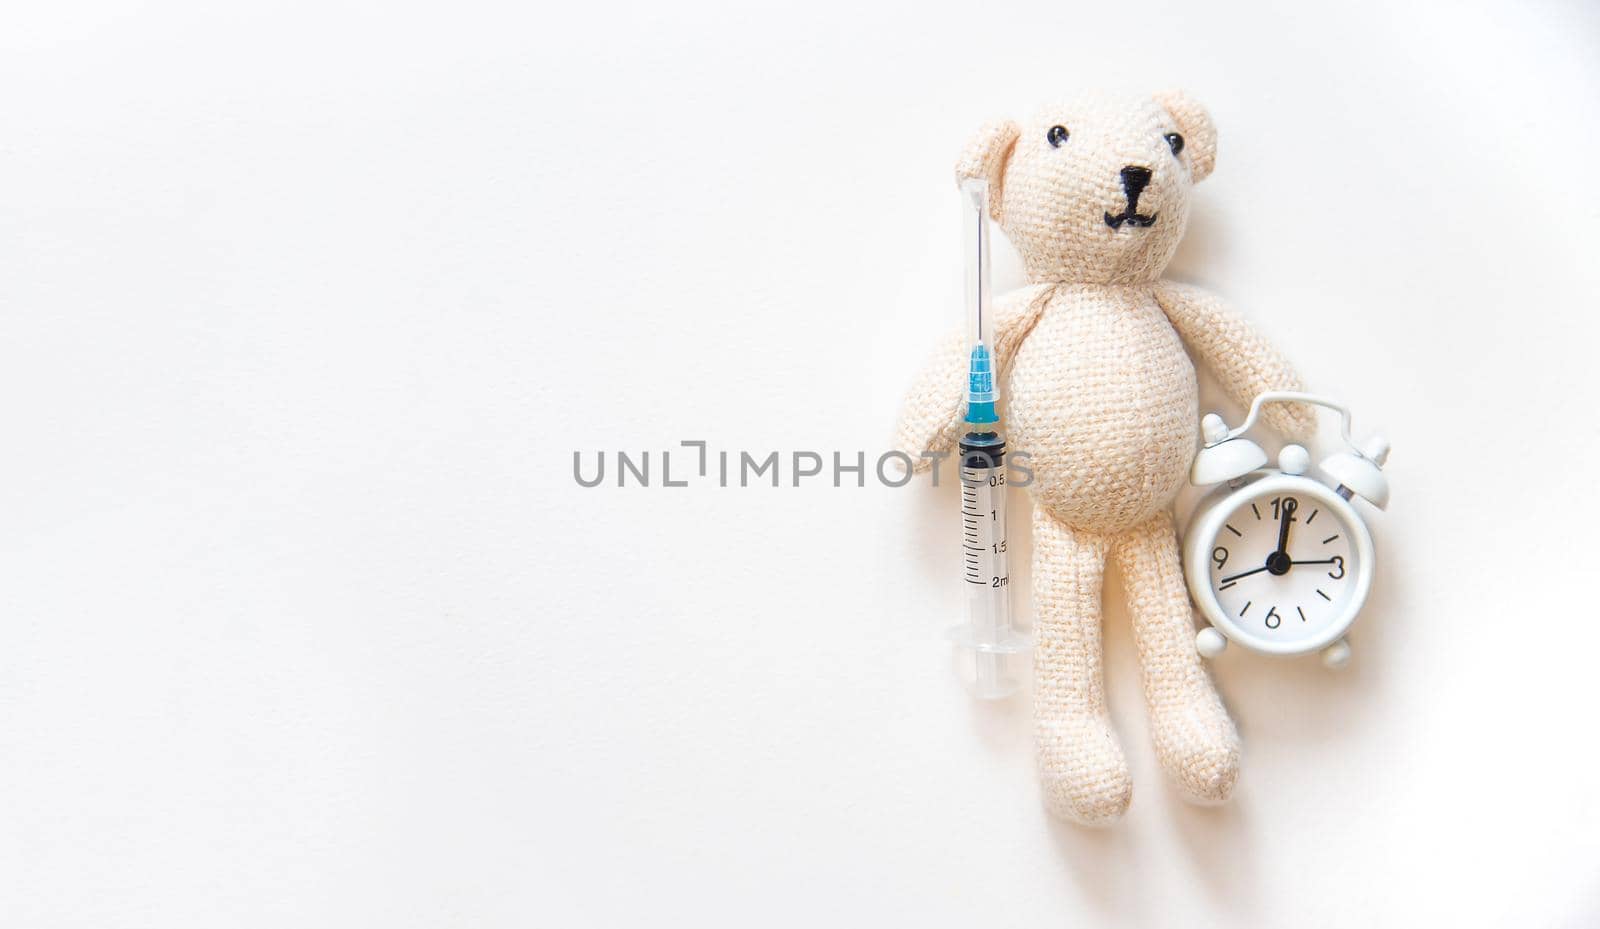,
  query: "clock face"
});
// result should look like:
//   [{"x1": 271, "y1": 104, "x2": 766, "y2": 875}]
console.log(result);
[{"x1": 1205, "y1": 486, "x2": 1362, "y2": 650}]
